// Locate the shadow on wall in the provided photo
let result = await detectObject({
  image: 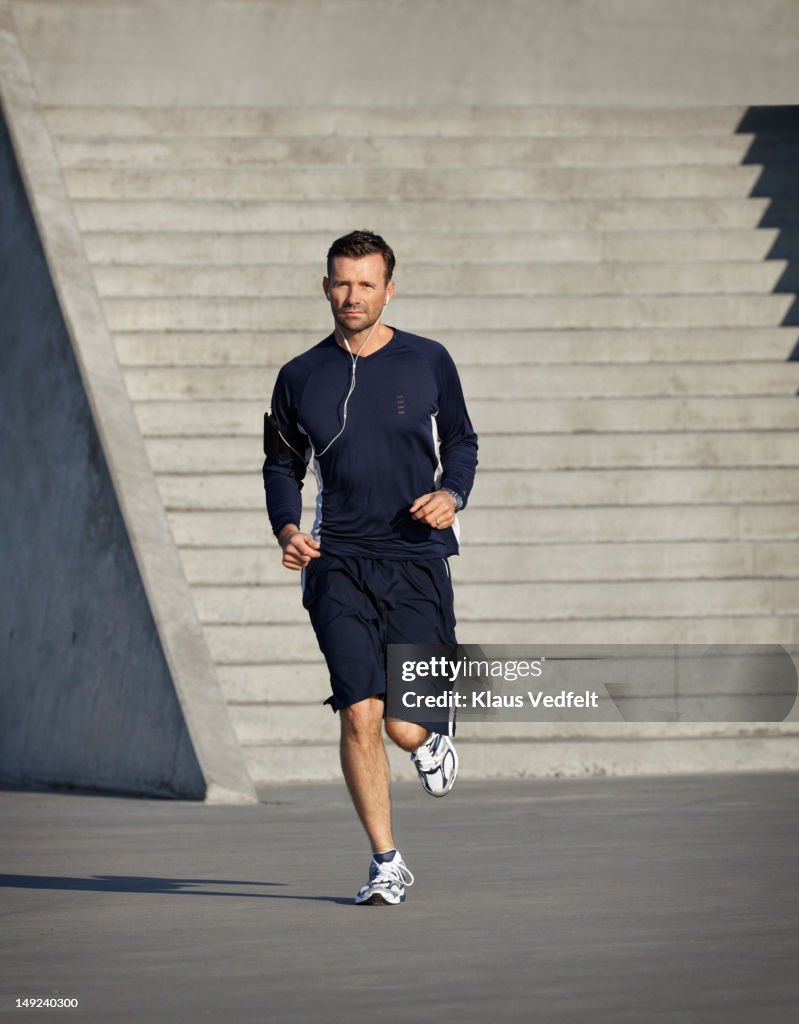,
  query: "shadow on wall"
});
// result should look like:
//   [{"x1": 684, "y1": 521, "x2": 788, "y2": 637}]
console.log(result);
[{"x1": 736, "y1": 106, "x2": 799, "y2": 347}]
